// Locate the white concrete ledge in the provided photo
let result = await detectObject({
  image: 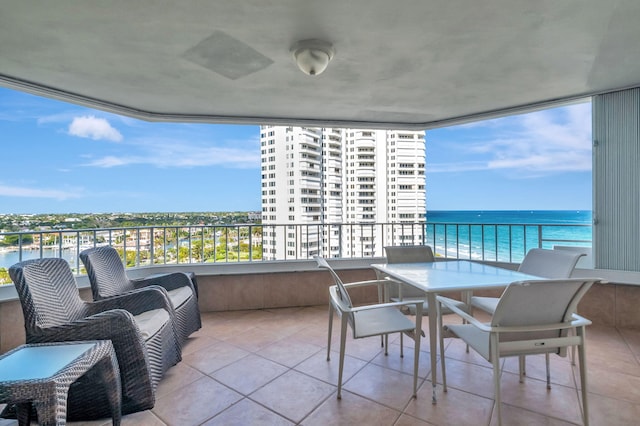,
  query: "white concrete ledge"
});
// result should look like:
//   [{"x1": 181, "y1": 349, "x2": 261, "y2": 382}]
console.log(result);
[{"x1": 572, "y1": 267, "x2": 640, "y2": 285}]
